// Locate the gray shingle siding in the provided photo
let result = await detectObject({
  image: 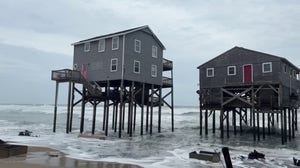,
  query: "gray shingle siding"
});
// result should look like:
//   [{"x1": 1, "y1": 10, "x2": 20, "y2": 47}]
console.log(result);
[
  {"x1": 73, "y1": 36, "x2": 124, "y2": 81},
  {"x1": 72, "y1": 26, "x2": 164, "y2": 85},
  {"x1": 199, "y1": 47, "x2": 299, "y2": 89},
  {"x1": 124, "y1": 30, "x2": 163, "y2": 85}
]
